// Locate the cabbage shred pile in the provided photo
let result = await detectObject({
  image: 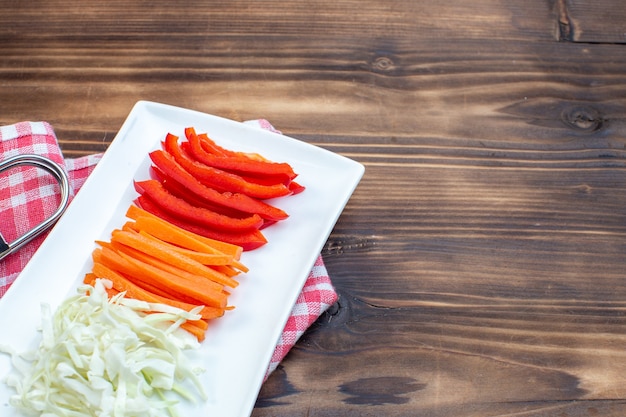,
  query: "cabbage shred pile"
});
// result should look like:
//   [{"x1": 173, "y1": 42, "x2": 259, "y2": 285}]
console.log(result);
[{"x1": 1, "y1": 279, "x2": 207, "y2": 417}]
